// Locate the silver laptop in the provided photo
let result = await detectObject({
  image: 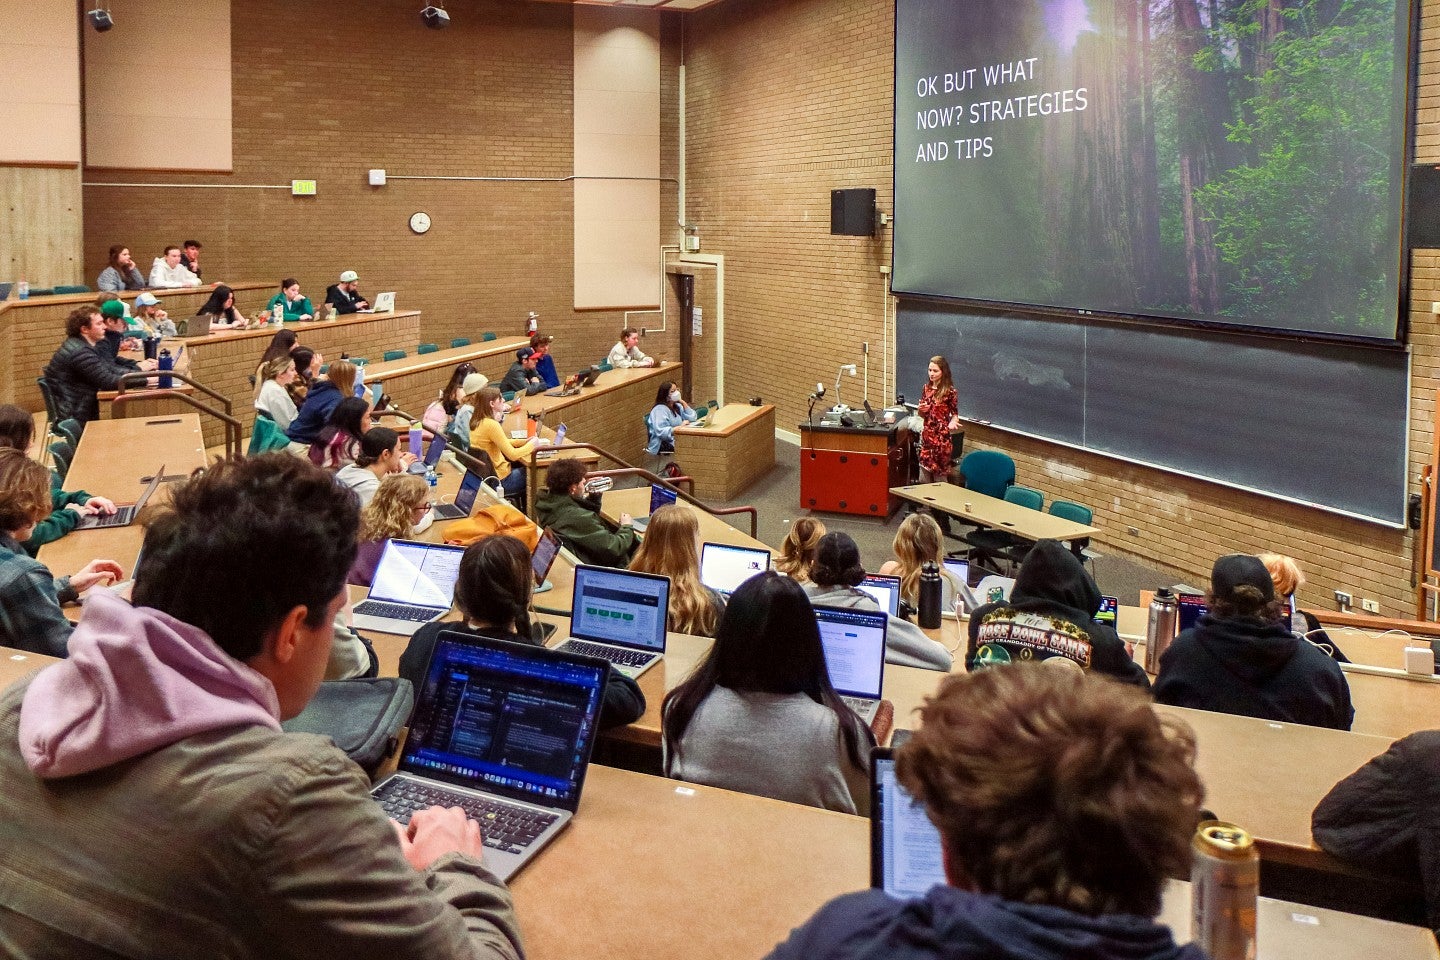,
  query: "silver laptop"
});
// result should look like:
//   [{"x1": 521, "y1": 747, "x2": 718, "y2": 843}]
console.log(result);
[
  {"x1": 363, "y1": 291, "x2": 395, "y2": 313},
  {"x1": 74, "y1": 465, "x2": 166, "y2": 530},
  {"x1": 350, "y1": 539, "x2": 465, "y2": 635},
  {"x1": 858, "y1": 573, "x2": 902, "y2": 616},
  {"x1": 943, "y1": 558, "x2": 982, "y2": 613},
  {"x1": 371, "y1": 632, "x2": 608, "y2": 881},
  {"x1": 184, "y1": 314, "x2": 215, "y2": 337},
  {"x1": 630, "y1": 481, "x2": 679, "y2": 532},
  {"x1": 555, "y1": 565, "x2": 670, "y2": 679},
  {"x1": 814, "y1": 604, "x2": 888, "y2": 725},
  {"x1": 699, "y1": 542, "x2": 771, "y2": 597},
  {"x1": 432, "y1": 470, "x2": 484, "y2": 521}
]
